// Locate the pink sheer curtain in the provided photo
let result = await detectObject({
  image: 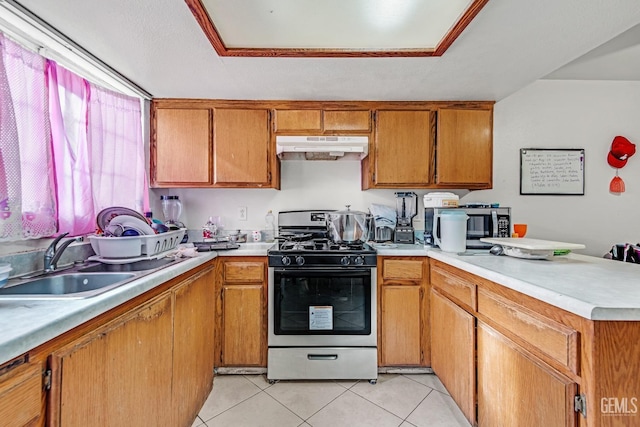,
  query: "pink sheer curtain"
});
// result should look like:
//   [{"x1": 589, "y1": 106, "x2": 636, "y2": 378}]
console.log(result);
[
  {"x1": 1, "y1": 31, "x2": 148, "y2": 241},
  {"x1": 88, "y1": 85, "x2": 149, "y2": 214},
  {"x1": 0, "y1": 34, "x2": 57, "y2": 240},
  {"x1": 47, "y1": 60, "x2": 95, "y2": 236}
]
